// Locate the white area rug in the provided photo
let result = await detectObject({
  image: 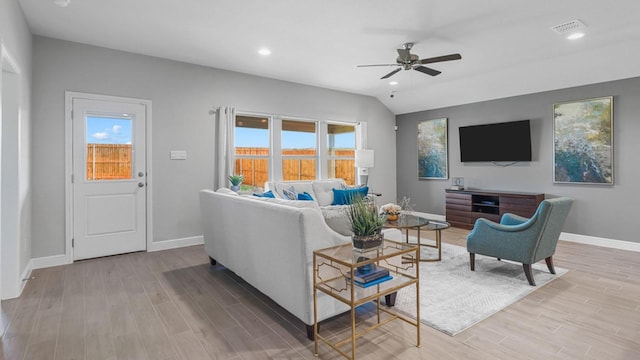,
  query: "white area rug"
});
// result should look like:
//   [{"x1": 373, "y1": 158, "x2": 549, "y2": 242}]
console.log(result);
[{"x1": 393, "y1": 241, "x2": 567, "y2": 336}]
